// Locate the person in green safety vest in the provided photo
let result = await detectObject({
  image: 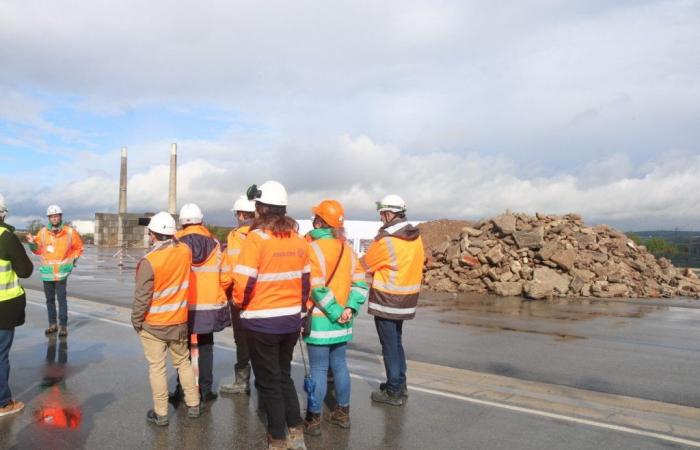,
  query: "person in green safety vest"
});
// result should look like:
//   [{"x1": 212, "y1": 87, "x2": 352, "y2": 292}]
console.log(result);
[{"x1": 0, "y1": 193, "x2": 34, "y2": 417}]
